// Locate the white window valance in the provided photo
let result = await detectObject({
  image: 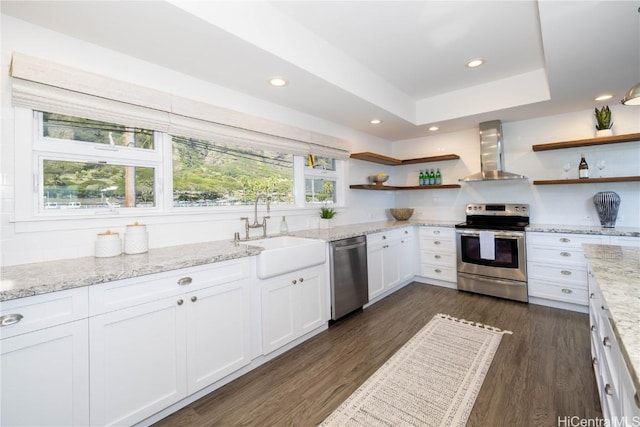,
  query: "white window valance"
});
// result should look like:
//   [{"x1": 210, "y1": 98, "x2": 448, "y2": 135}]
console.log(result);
[{"x1": 10, "y1": 52, "x2": 350, "y2": 159}]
